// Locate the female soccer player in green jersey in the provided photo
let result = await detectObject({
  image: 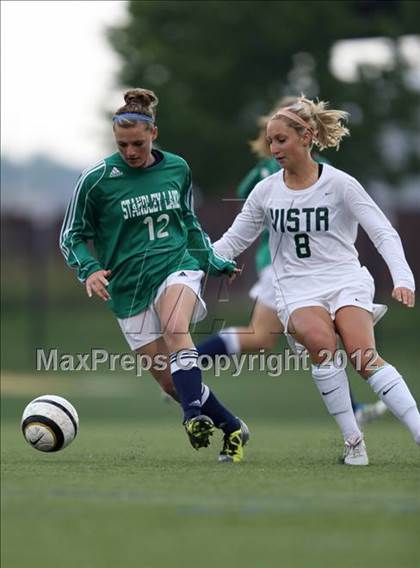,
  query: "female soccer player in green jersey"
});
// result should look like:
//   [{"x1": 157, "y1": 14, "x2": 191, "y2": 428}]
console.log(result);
[{"x1": 60, "y1": 88, "x2": 248, "y2": 462}]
